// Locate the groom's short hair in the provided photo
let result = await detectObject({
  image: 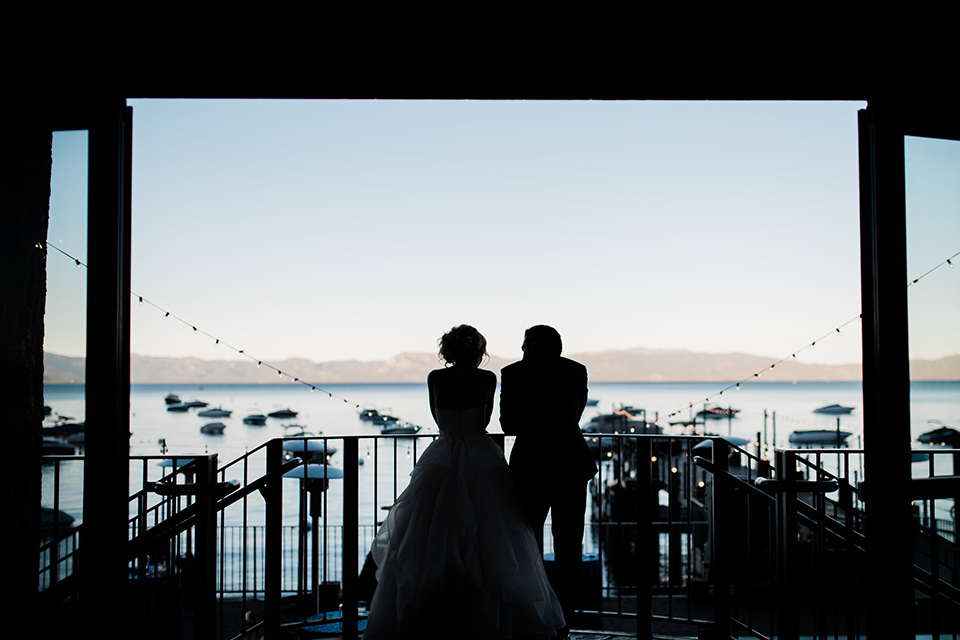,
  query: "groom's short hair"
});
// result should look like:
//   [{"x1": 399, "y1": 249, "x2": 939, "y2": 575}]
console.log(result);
[{"x1": 523, "y1": 325, "x2": 562, "y2": 358}]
